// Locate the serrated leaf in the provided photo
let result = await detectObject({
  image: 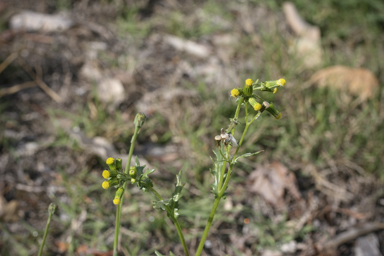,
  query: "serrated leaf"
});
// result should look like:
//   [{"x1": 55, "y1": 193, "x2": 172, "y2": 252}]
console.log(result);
[
  {"x1": 137, "y1": 168, "x2": 154, "y2": 190},
  {"x1": 233, "y1": 150, "x2": 264, "y2": 164},
  {"x1": 135, "y1": 156, "x2": 140, "y2": 166}
]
